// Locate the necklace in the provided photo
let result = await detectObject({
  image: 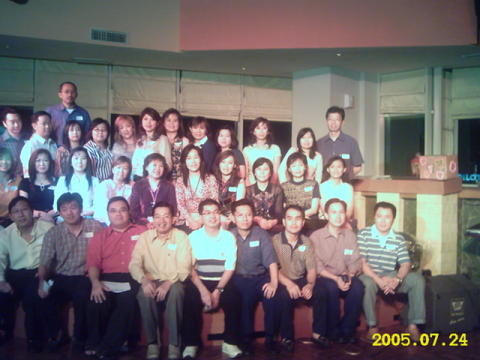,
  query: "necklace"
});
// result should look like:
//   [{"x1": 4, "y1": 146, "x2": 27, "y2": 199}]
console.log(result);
[
  {"x1": 149, "y1": 181, "x2": 160, "y2": 208},
  {"x1": 188, "y1": 175, "x2": 201, "y2": 199}
]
